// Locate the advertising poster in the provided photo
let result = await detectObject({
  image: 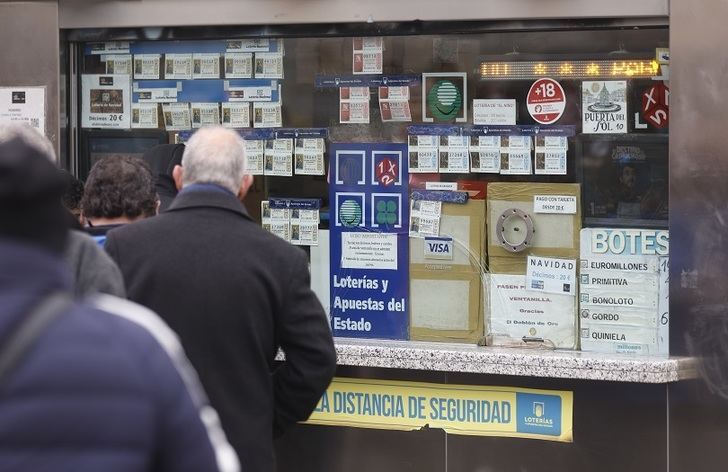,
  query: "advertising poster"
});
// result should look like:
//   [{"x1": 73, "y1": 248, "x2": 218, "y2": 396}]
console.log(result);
[
  {"x1": 582, "y1": 81, "x2": 627, "y2": 134},
  {"x1": 330, "y1": 143, "x2": 409, "y2": 339},
  {"x1": 81, "y1": 74, "x2": 131, "y2": 129},
  {"x1": 0, "y1": 87, "x2": 45, "y2": 136},
  {"x1": 579, "y1": 228, "x2": 669, "y2": 355}
]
